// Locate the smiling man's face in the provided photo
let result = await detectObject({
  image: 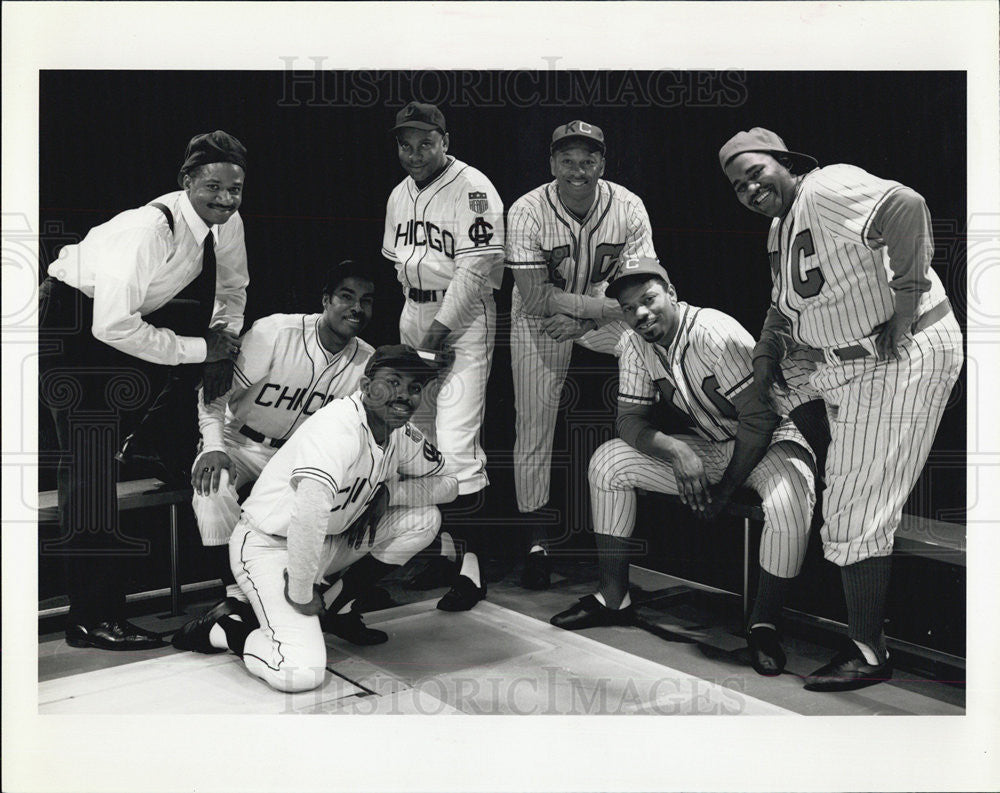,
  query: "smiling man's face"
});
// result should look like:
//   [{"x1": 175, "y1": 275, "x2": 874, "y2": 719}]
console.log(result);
[
  {"x1": 550, "y1": 143, "x2": 605, "y2": 204},
  {"x1": 362, "y1": 366, "x2": 425, "y2": 431},
  {"x1": 724, "y1": 151, "x2": 798, "y2": 218},
  {"x1": 183, "y1": 162, "x2": 245, "y2": 226}
]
